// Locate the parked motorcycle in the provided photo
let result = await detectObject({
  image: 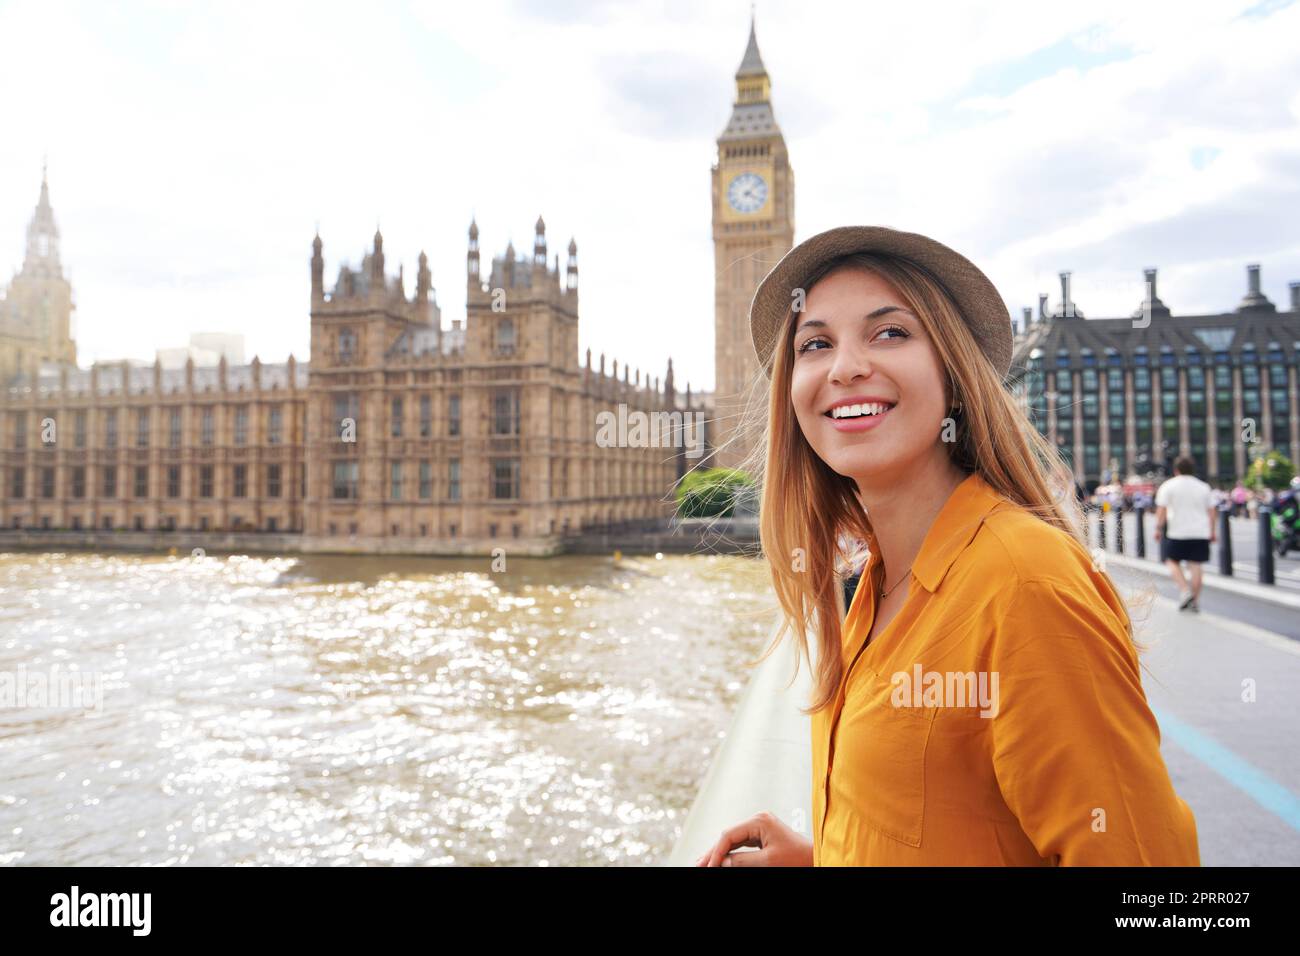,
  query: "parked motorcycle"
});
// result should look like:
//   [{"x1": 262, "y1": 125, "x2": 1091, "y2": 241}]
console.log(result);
[{"x1": 1272, "y1": 487, "x2": 1300, "y2": 557}]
